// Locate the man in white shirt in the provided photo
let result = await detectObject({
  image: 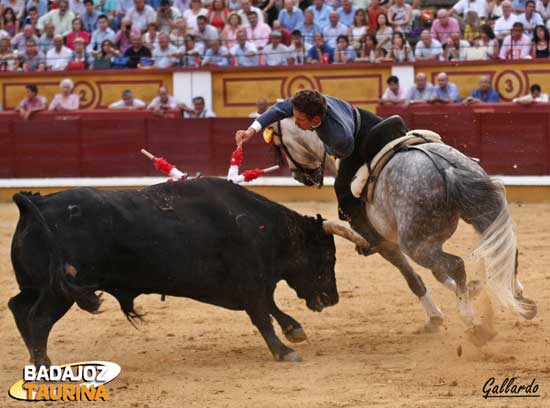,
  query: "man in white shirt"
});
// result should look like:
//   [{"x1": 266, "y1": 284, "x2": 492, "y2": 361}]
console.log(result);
[
  {"x1": 380, "y1": 75, "x2": 406, "y2": 104},
  {"x1": 536, "y1": 0, "x2": 550, "y2": 21},
  {"x1": 322, "y1": 11, "x2": 348, "y2": 48},
  {"x1": 246, "y1": 11, "x2": 271, "y2": 50},
  {"x1": 451, "y1": 0, "x2": 488, "y2": 19},
  {"x1": 262, "y1": 31, "x2": 289, "y2": 65},
  {"x1": 125, "y1": 0, "x2": 156, "y2": 32},
  {"x1": 237, "y1": 0, "x2": 264, "y2": 27},
  {"x1": 194, "y1": 14, "x2": 219, "y2": 48},
  {"x1": 153, "y1": 32, "x2": 178, "y2": 68},
  {"x1": 181, "y1": 96, "x2": 216, "y2": 118},
  {"x1": 148, "y1": 86, "x2": 179, "y2": 110},
  {"x1": 513, "y1": 83, "x2": 549, "y2": 103},
  {"x1": 518, "y1": 0, "x2": 544, "y2": 34},
  {"x1": 494, "y1": 1, "x2": 519, "y2": 39},
  {"x1": 37, "y1": 0, "x2": 75, "y2": 35},
  {"x1": 109, "y1": 89, "x2": 146, "y2": 109},
  {"x1": 499, "y1": 22, "x2": 533, "y2": 59},
  {"x1": 46, "y1": 34, "x2": 73, "y2": 70},
  {"x1": 287, "y1": 29, "x2": 311, "y2": 64},
  {"x1": 414, "y1": 29, "x2": 442, "y2": 60}
]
